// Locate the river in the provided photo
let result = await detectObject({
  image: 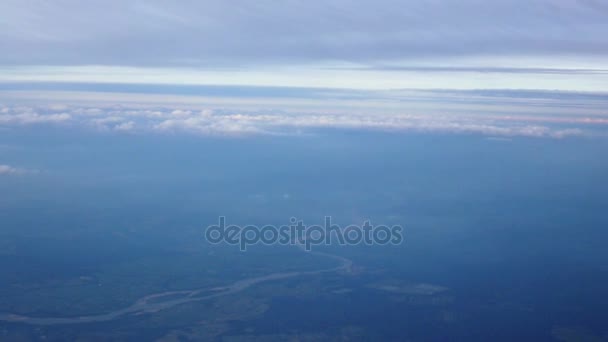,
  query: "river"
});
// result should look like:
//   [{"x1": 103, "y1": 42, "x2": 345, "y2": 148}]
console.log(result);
[{"x1": 0, "y1": 247, "x2": 353, "y2": 326}]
